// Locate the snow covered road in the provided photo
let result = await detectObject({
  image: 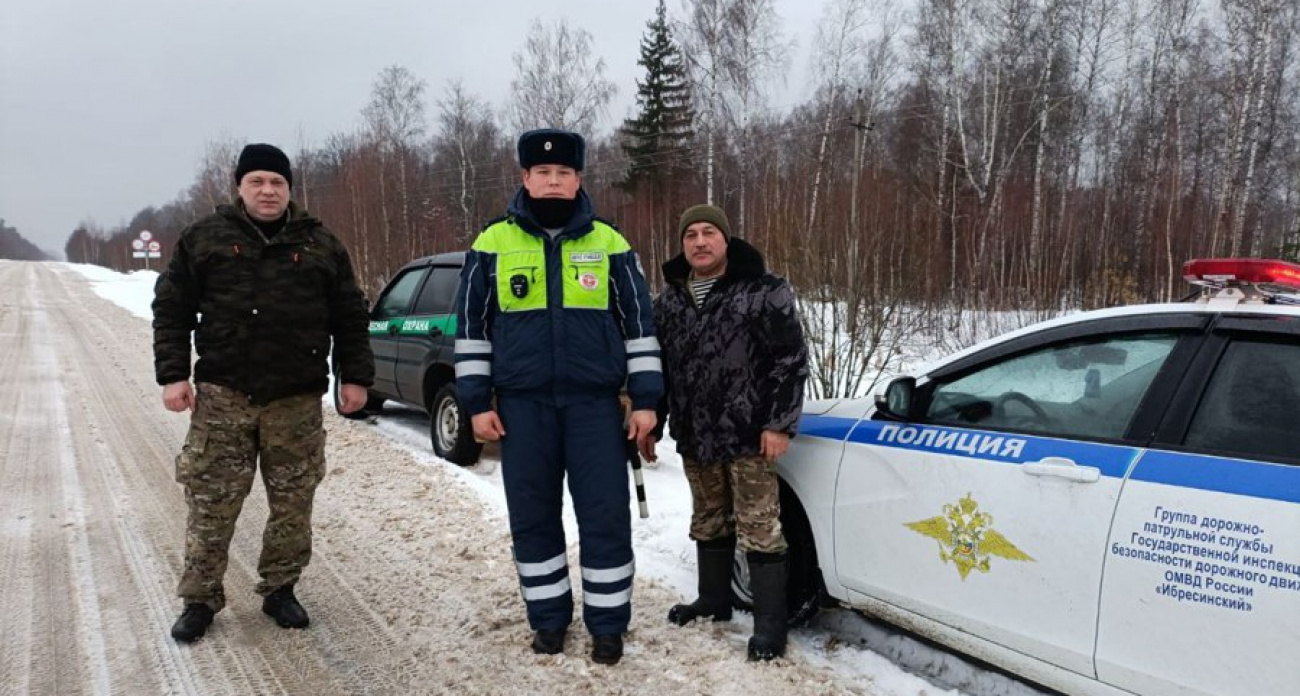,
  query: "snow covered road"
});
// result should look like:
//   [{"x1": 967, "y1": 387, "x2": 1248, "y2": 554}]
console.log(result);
[{"x1": 0, "y1": 261, "x2": 888, "y2": 694}]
